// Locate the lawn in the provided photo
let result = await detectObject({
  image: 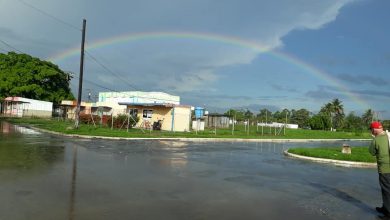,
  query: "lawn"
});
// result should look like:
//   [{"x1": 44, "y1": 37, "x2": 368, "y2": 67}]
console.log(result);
[
  {"x1": 287, "y1": 147, "x2": 376, "y2": 163},
  {"x1": 2, "y1": 117, "x2": 372, "y2": 140}
]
